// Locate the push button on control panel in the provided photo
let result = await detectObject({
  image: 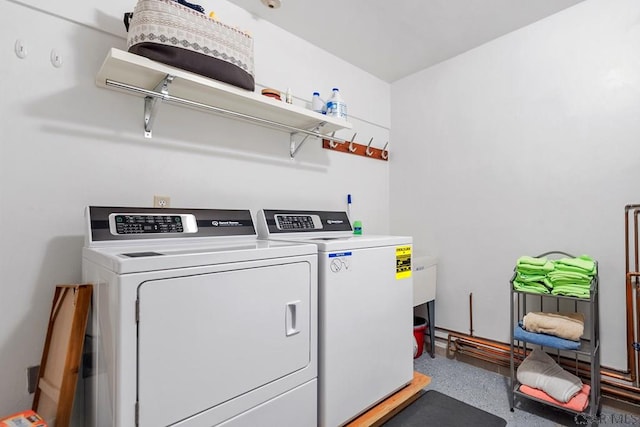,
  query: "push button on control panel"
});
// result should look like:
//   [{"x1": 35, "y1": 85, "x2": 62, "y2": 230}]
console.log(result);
[
  {"x1": 114, "y1": 214, "x2": 184, "y2": 234},
  {"x1": 277, "y1": 215, "x2": 315, "y2": 230},
  {"x1": 274, "y1": 214, "x2": 323, "y2": 231}
]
